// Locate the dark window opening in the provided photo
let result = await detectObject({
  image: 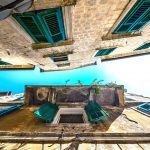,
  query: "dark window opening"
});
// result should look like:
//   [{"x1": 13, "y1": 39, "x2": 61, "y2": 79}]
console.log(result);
[
  {"x1": 59, "y1": 114, "x2": 84, "y2": 123},
  {"x1": 51, "y1": 55, "x2": 68, "y2": 62}
]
